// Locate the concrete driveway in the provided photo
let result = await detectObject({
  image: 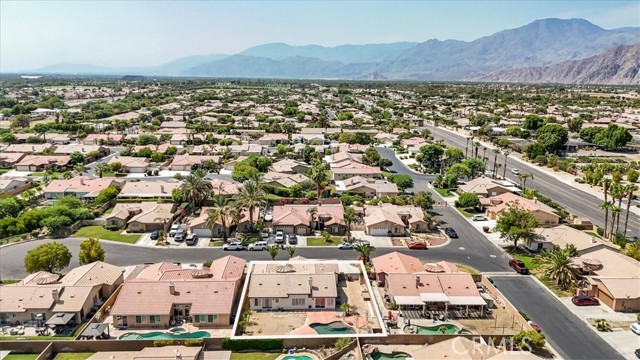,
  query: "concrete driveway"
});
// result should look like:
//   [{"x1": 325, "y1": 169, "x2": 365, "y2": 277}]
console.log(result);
[{"x1": 351, "y1": 231, "x2": 393, "y2": 247}]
